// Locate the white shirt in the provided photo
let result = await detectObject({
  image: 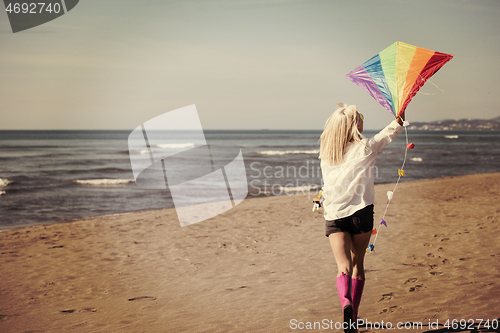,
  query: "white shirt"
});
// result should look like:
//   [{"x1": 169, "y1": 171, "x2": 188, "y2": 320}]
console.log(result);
[{"x1": 321, "y1": 120, "x2": 403, "y2": 220}]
